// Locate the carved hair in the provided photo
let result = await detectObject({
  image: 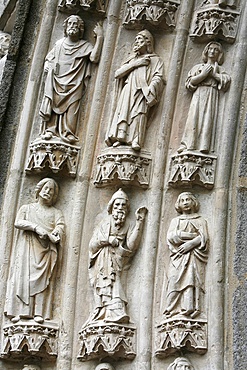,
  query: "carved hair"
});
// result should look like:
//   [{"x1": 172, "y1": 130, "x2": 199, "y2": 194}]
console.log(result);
[
  {"x1": 95, "y1": 363, "x2": 115, "y2": 370},
  {"x1": 202, "y1": 41, "x2": 224, "y2": 65},
  {"x1": 167, "y1": 357, "x2": 194, "y2": 370},
  {"x1": 35, "y1": 178, "x2": 59, "y2": 205},
  {"x1": 63, "y1": 15, "x2": 84, "y2": 39},
  {"x1": 136, "y1": 29, "x2": 154, "y2": 53},
  {"x1": 175, "y1": 192, "x2": 199, "y2": 214},
  {"x1": 23, "y1": 365, "x2": 41, "y2": 370},
  {"x1": 107, "y1": 188, "x2": 130, "y2": 215}
]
